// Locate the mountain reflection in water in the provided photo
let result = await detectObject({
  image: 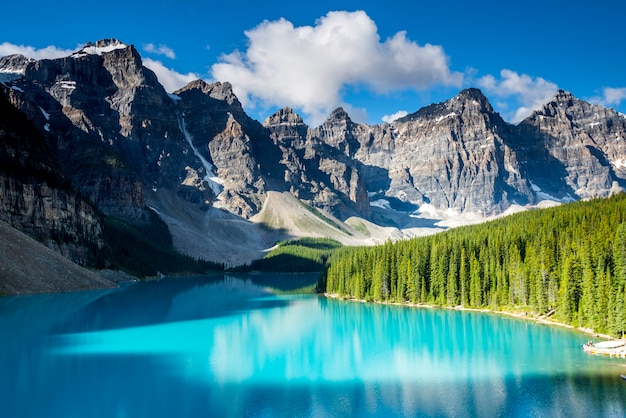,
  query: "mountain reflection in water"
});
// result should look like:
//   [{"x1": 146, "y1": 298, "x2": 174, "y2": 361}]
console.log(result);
[{"x1": 1, "y1": 274, "x2": 625, "y2": 417}]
